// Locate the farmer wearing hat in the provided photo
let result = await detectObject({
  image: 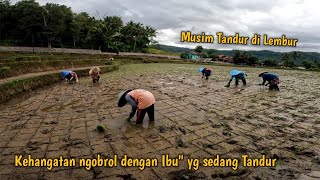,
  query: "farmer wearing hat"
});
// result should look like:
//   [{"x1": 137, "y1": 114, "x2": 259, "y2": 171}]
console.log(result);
[
  {"x1": 225, "y1": 69, "x2": 247, "y2": 87},
  {"x1": 89, "y1": 67, "x2": 100, "y2": 83},
  {"x1": 199, "y1": 67, "x2": 212, "y2": 80},
  {"x1": 259, "y1": 72, "x2": 280, "y2": 91},
  {"x1": 61, "y1": 70, "x2": 79, "y2": 83},
  {"x1": 118, "y1": 89, "x2": 155, "y2": 124}
]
